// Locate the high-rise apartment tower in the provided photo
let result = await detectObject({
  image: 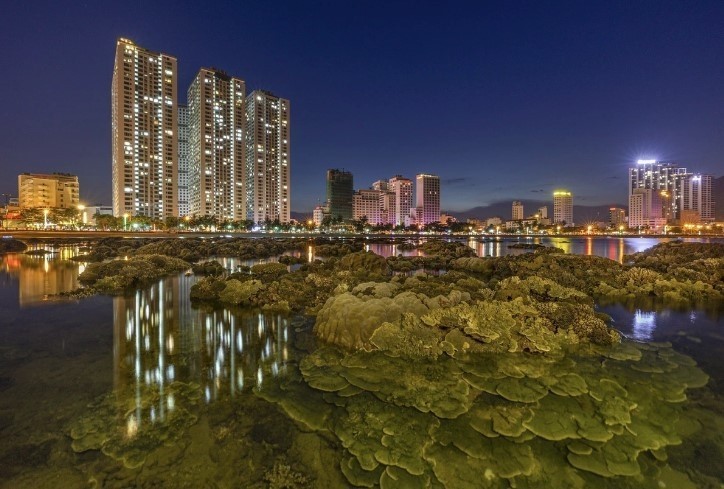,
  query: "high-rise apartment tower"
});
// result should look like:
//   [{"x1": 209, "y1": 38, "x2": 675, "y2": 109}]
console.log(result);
[
  {"x1": 112, "y1": 38, "x2": 178, "y2": 218},
  {"x1": 245, "y1": 90, "x2": 290, "y2": 223},
  {"x1": 188, "y1": 68, "x2": 246, "y2": 219}
]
